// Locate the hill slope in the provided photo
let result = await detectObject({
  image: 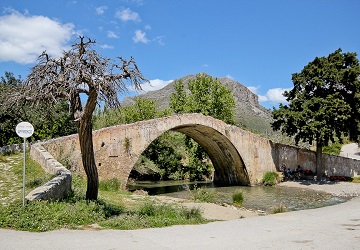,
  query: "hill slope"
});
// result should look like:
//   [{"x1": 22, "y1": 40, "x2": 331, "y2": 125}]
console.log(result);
[{"x1": 123, "y1": 73, "x2": 273, "y2": 133}]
